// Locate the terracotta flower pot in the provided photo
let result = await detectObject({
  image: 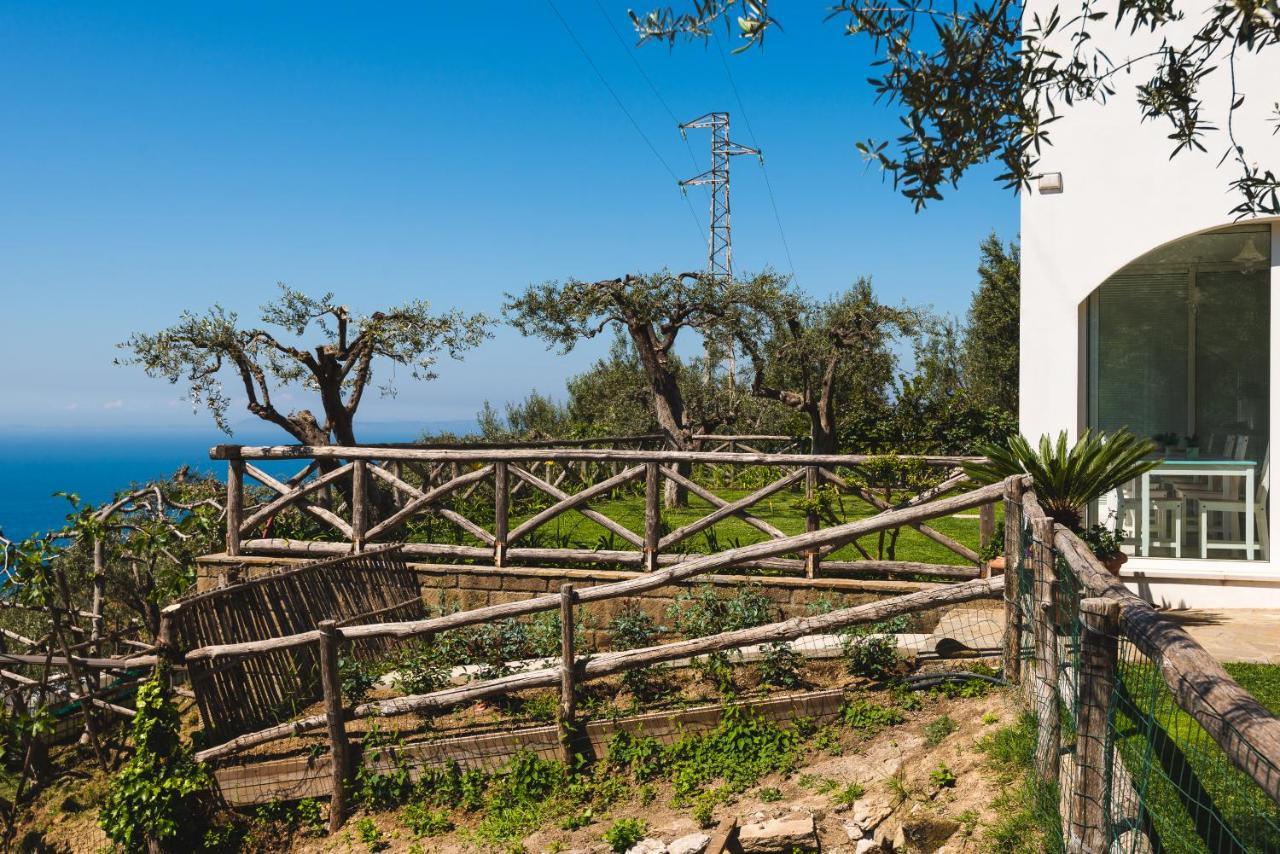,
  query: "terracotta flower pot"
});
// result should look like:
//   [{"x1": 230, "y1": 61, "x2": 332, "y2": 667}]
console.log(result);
[
  {"x1": 985, "y1": 556, "x2": 1007, "y2": 575},
  {"x1": 1101, "y1": 552, "x2": 1128, "y2": 576}
]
